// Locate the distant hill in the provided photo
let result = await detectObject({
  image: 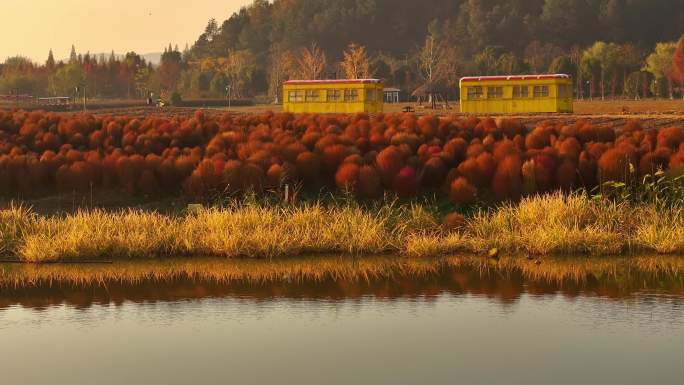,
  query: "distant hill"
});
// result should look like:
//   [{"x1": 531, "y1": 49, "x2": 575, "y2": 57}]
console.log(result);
[
  {"x1": 140, "y1": 52, "x2": 162, "y2": 65},
  {"x1": 59, "y1": 52, "x2": 162, "y2": 65}
]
